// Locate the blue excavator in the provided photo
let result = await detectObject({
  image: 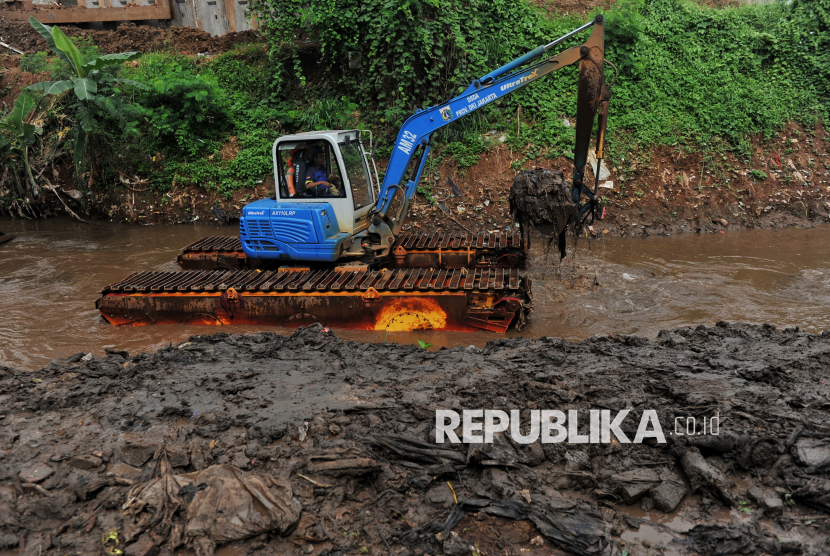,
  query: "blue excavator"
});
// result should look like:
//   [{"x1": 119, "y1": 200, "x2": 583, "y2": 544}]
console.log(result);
[
  {"x1": 97, "y1": 16, "x2": 612, "y2": 333},
  {"x1": 238, "y1": 14, "x2": 610, "y2": 266}
]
